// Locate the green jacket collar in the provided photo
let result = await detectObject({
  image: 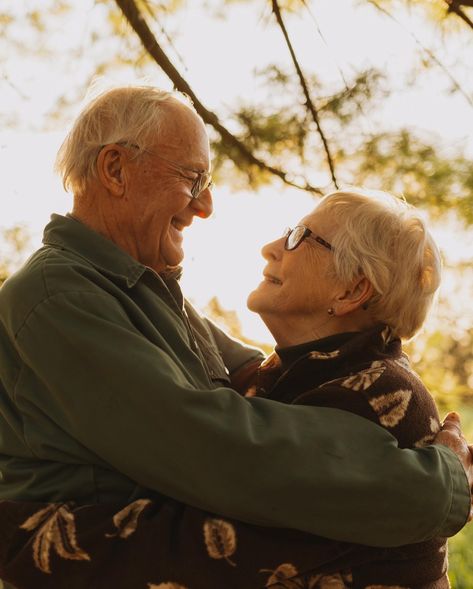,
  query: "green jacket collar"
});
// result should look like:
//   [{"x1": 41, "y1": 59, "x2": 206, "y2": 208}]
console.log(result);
[{"x1": 43, "y1": 214, "x2": 147, "y2": 289}]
